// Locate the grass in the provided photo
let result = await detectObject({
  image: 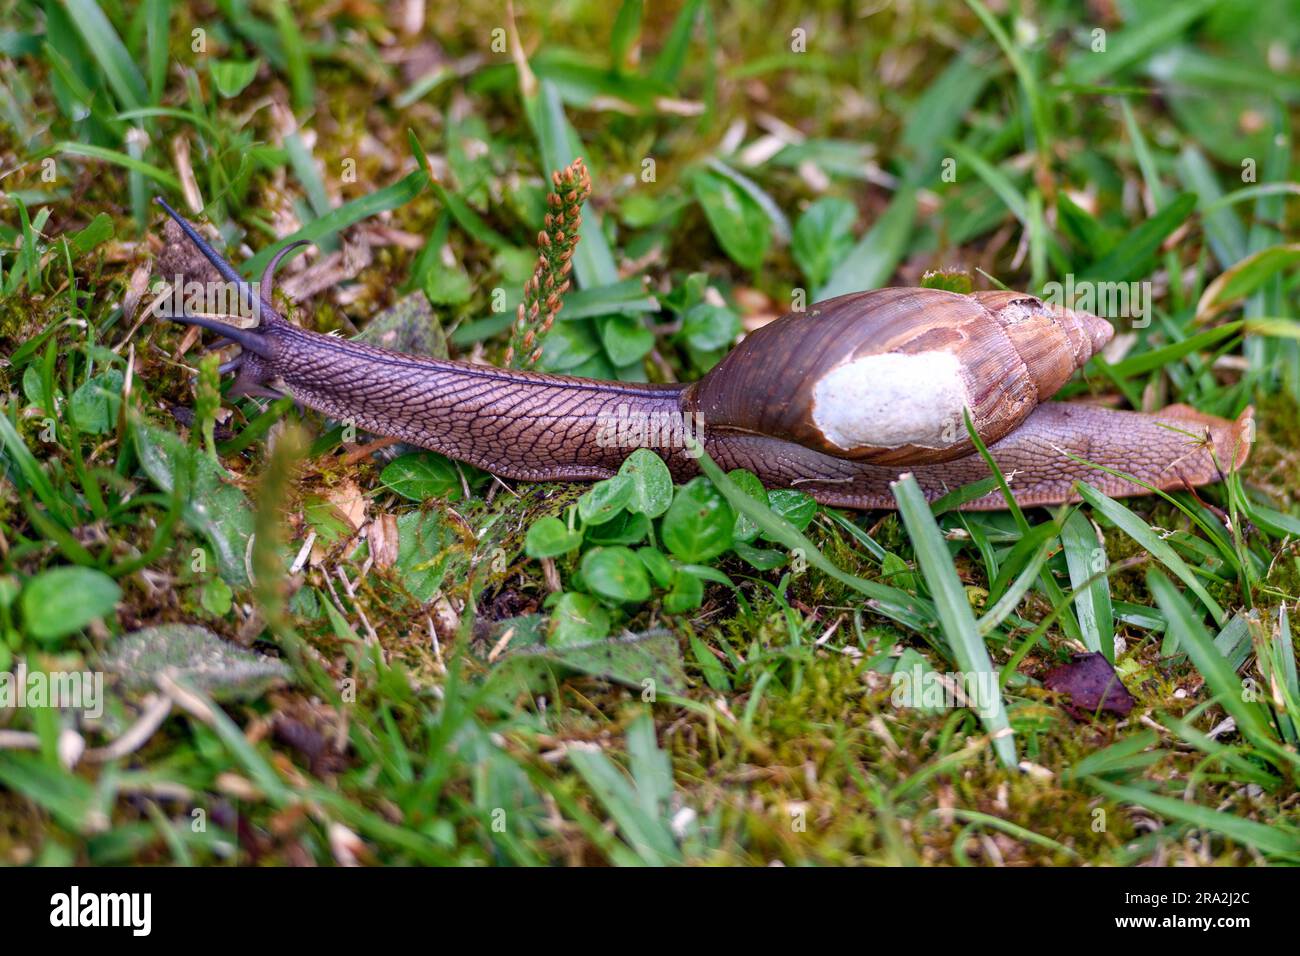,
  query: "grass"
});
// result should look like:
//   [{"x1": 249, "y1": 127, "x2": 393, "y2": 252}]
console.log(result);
[{"x1": 0, "y1": 0, "x2": 1298, "y2": 865}]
